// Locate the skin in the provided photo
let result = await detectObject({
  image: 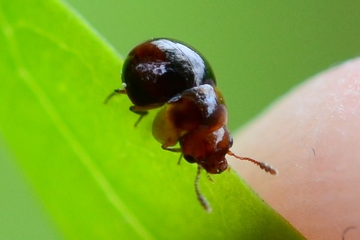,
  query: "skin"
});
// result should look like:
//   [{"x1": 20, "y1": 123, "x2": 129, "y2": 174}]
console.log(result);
[{"x1": 229, "y1": 58, "x2": 360, "y2": 240}]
